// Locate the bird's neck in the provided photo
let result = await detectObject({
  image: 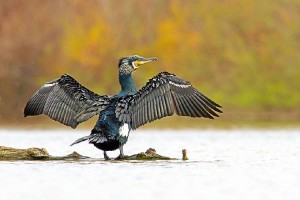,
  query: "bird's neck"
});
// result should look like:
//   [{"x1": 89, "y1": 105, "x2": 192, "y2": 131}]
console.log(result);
[{"x1": 118, "y1": 72, "x2": 137, "y2": 95}]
